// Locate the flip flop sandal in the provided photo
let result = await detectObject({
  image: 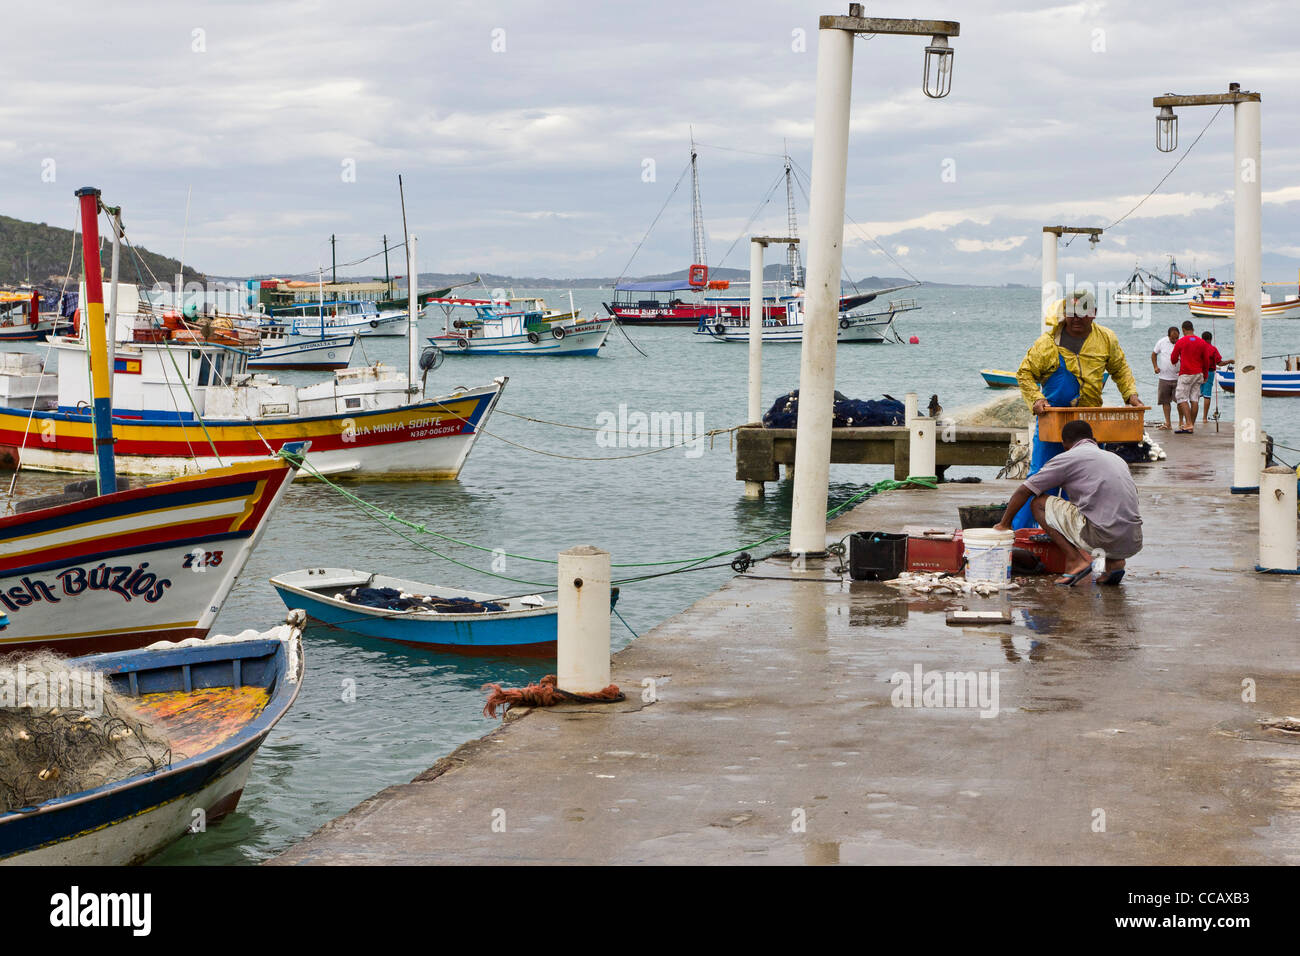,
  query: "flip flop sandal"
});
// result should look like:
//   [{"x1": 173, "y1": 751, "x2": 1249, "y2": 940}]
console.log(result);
[
  {"x1": 1097, "y1": 569, "x2": 1126, "y2": 586},
  {"x1": 1055, "y1": 568, "x2": 1092, "y2": 587}
]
